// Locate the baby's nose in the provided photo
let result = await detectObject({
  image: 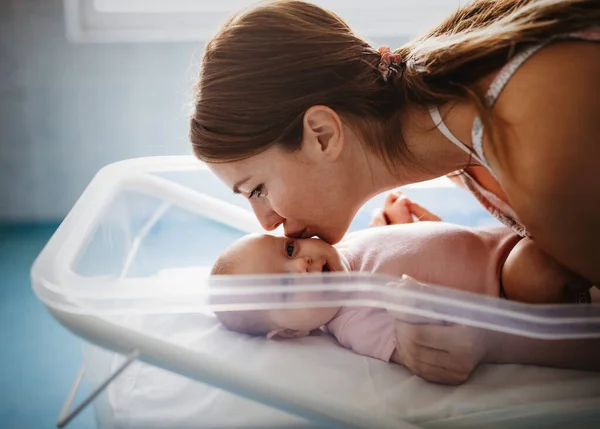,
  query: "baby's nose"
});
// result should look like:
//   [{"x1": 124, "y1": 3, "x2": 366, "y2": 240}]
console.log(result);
[{"x1": 292, "y1": 256, "x2": 311, "y2": 273}]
